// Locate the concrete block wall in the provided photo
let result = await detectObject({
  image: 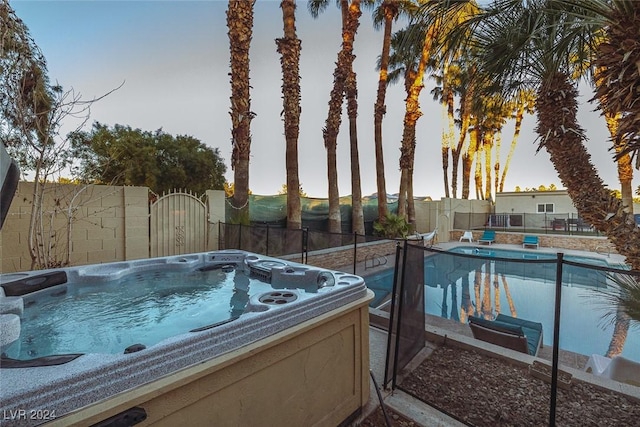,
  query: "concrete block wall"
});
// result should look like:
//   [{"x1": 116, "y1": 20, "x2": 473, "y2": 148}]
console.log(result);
[
  {"x1": 1, "y1": 183, "x2": 150, "y2": 273},
  {"x1": 300, "y1": 240, "x2": 399, "y2": 272},
  {"x1": 206, "y1": 190, "x2": 226, "y2": 251}
]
